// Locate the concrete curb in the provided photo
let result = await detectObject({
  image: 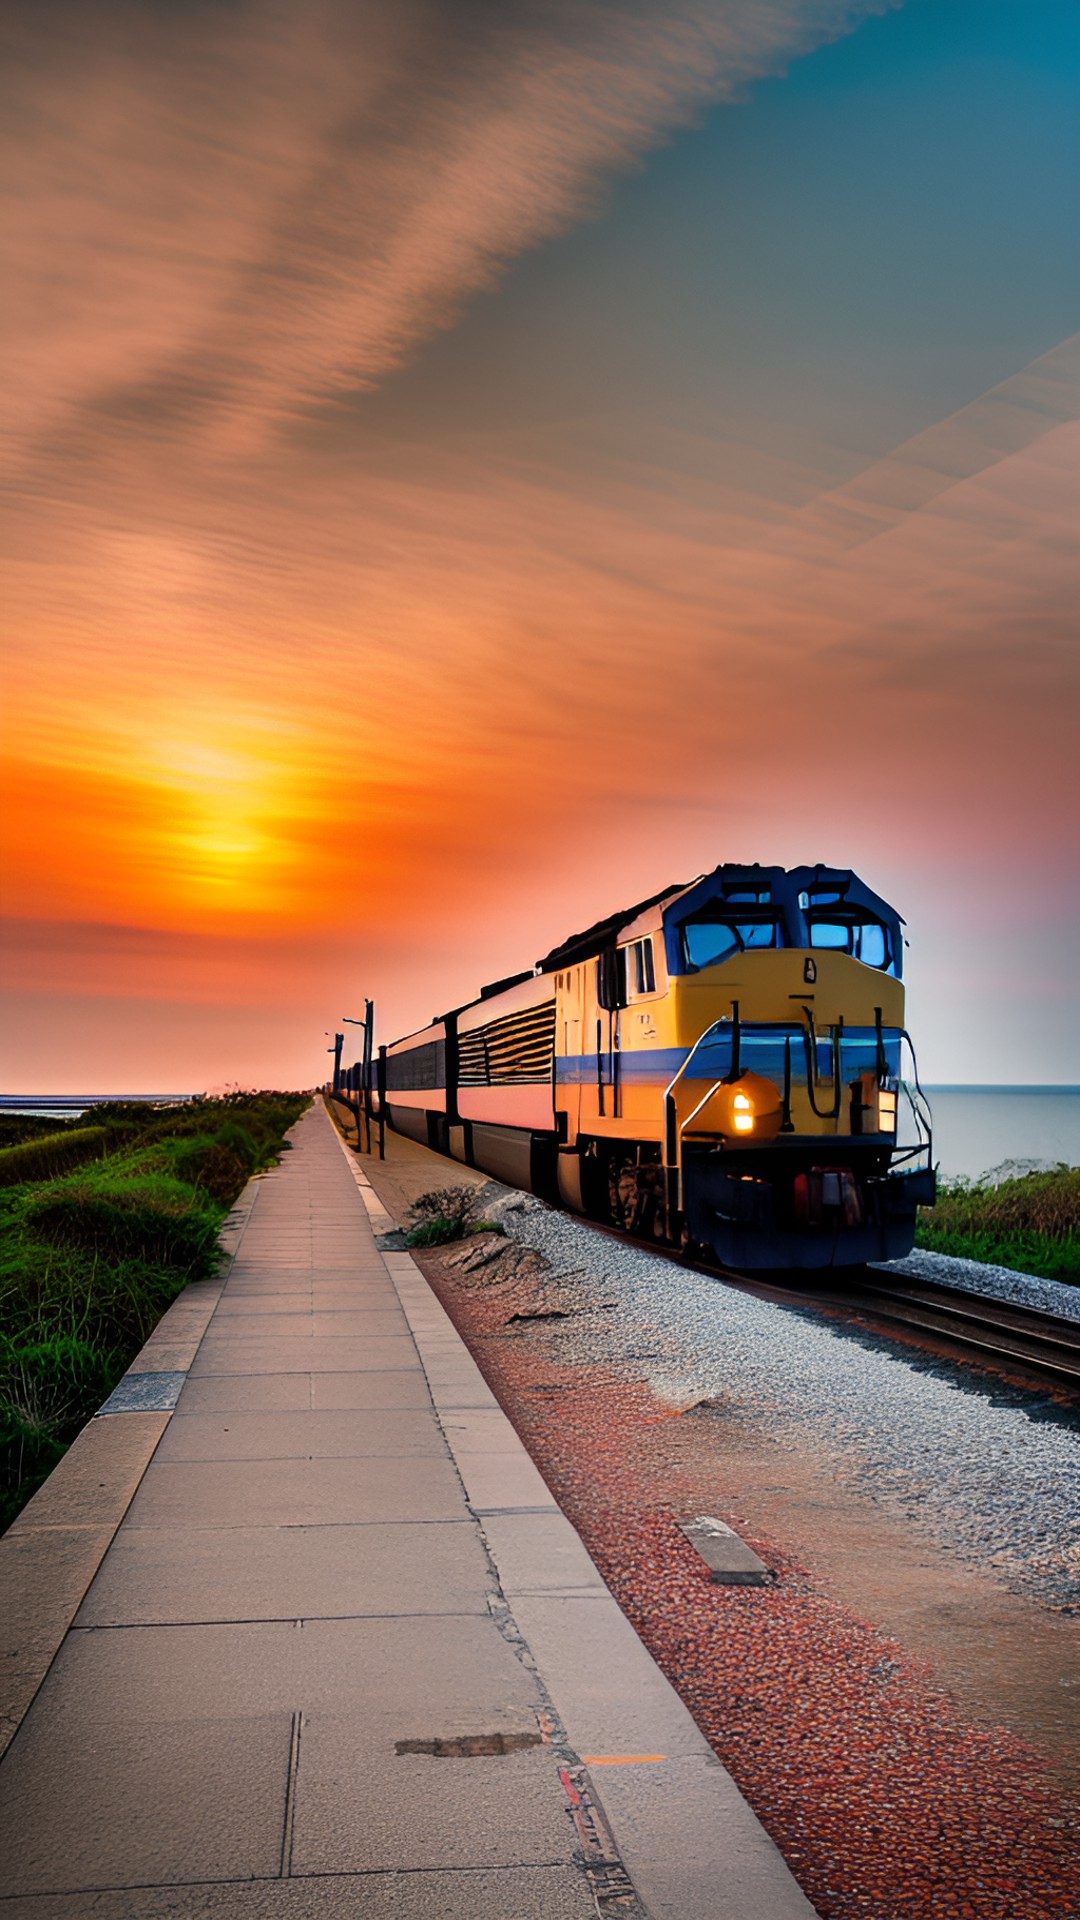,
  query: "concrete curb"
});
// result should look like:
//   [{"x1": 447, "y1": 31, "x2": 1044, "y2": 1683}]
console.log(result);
[
  {"x1": 331, "y1": 1126, "x2": 817, "y2": 1920},
  {"x1": 0, "y1": 1167, "x2": 267, "y2": 1761}
]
